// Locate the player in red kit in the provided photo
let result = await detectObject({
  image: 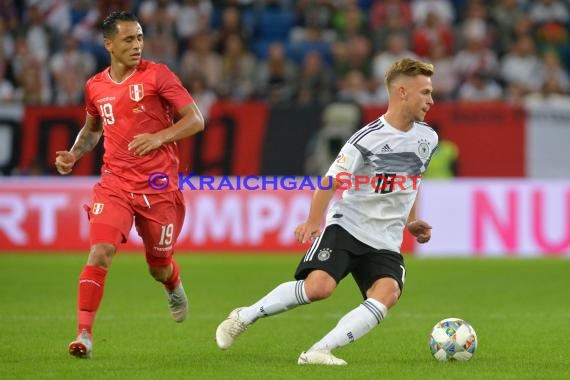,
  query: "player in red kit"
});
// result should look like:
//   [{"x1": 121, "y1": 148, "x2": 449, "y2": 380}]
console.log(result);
[{"x1": 54, "y1": 11, "x2": 205, "y2": 359}]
